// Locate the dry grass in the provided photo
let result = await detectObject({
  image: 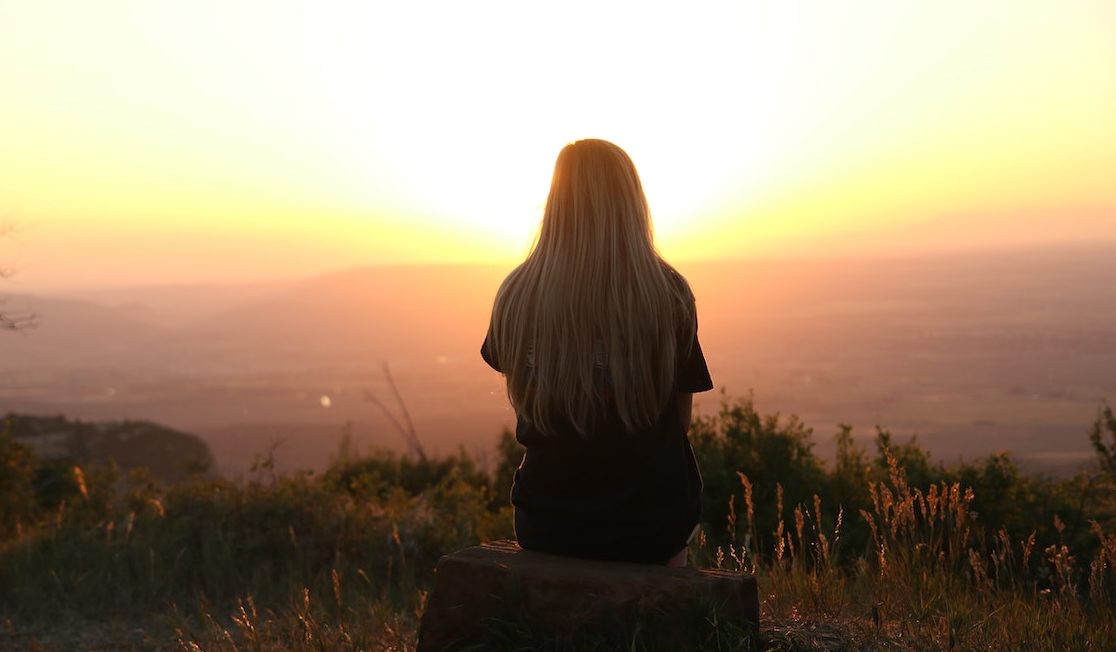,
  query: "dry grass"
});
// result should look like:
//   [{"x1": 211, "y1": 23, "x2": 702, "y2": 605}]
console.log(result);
[
  {"x1": 702, "y1": 453, "x2": 1116, "y2": 651},
  {"x1": 4, "y1": 400, "x2": 1116, "y2": 650}
]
